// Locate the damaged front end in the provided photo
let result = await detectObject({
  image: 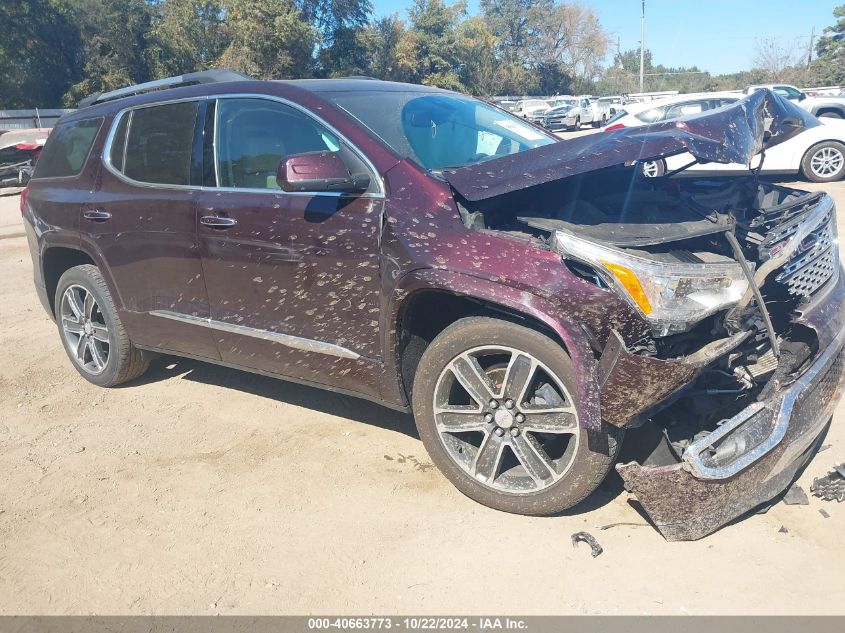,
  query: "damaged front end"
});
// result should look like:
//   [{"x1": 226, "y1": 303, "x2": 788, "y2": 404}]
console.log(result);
[
  {"x1": 576, "y1": 182, "x2": 845, "y2": 541},
  {"x1": 443, "y1": 90, "x2": 845, "y2": 540}
]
